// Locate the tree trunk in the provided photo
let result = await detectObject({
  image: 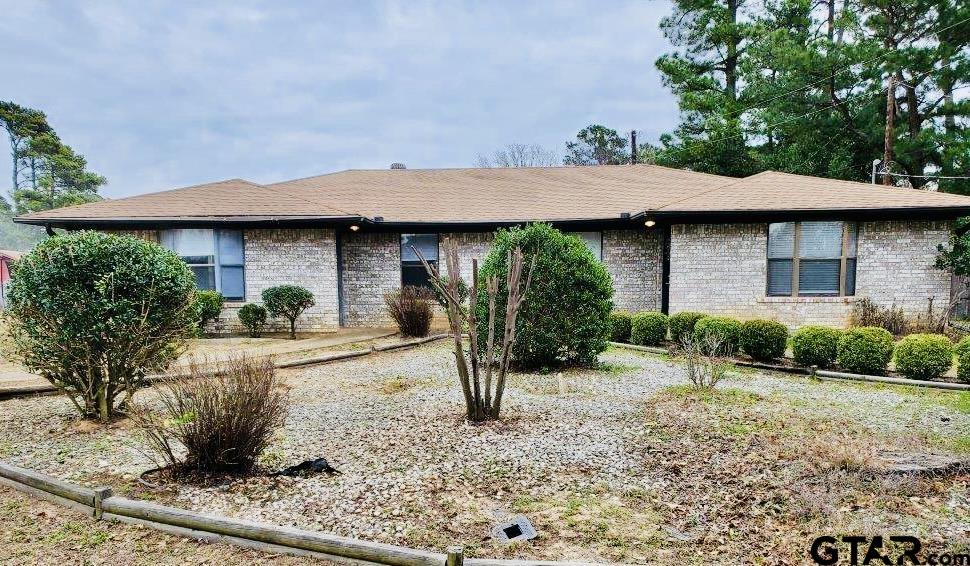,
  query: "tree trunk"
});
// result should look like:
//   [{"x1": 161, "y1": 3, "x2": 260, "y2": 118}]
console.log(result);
[
  {"x1": 289, "y1": 317, "x2": 296, "y2": 339},
  {"x1": 904, "y1": 79, "x2": 924, "y2": 188},
  {"x1": 882, "y1": 73, "x2": 896, "y2": 186},
  {"x1": 725, "y1": 0, "x2": 739, "y2": 104}
]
